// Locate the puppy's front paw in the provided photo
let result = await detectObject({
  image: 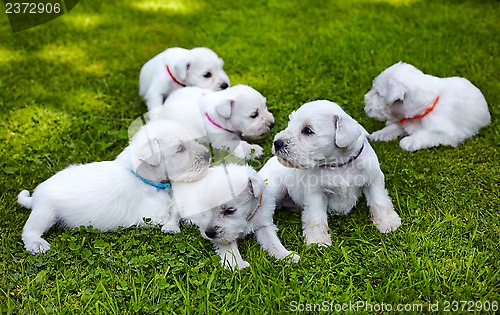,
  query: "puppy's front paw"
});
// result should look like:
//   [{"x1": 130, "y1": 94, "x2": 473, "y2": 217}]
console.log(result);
[
  {"x1": 304, "y1": 230, "x2": 332, "y2": 247},
  {"x1": 370, "y1": 128, "x2": 400, "y2": 142},
  {"x1": 373, "y1": 212, "x2": 402, "y2": 233},
  {"x1": 222, "y1": 258, "x2": 250, "y2": 270},
  {"x1": 286, "y1": 253, "x2": 301, "y2": 263},
  {"x1": 248, "y1": 144, "x2": 263, "y2": 160}
]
